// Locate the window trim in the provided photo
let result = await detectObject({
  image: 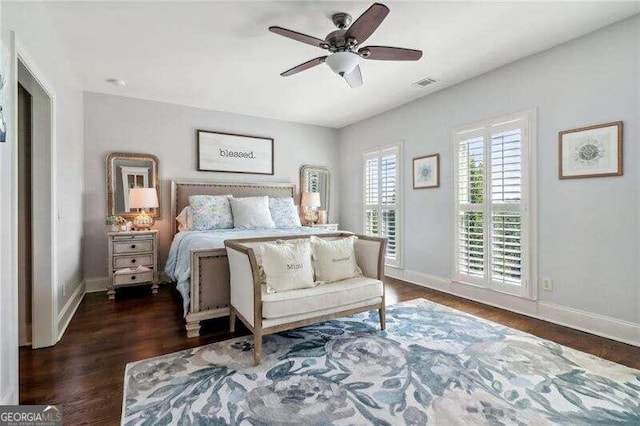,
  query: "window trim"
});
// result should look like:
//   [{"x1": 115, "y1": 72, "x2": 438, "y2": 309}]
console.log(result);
[
  {"x1": 362, "y1": 142, "x2": 403, "y2": 269},
  {"x1": 451, "y1": 109, "x2": 537, "y2": 299}
]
